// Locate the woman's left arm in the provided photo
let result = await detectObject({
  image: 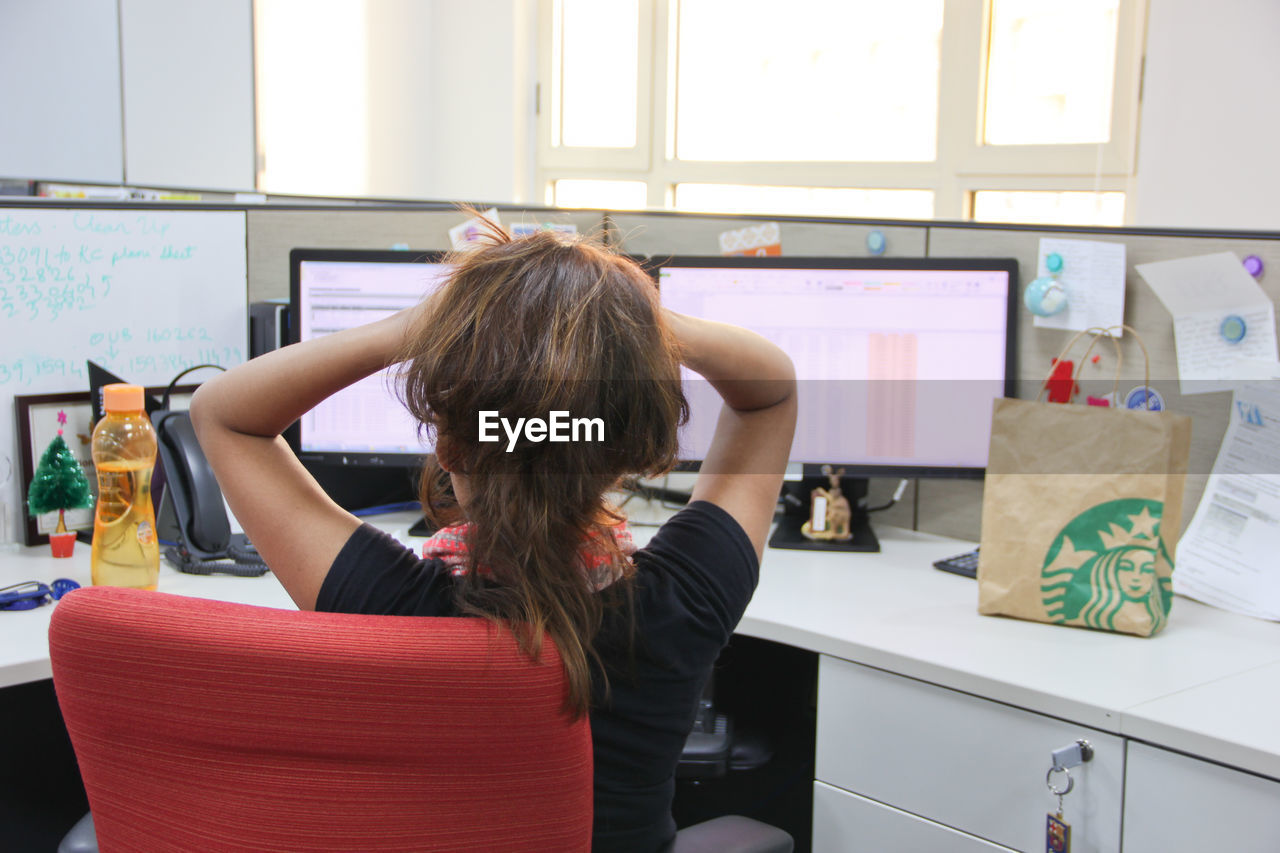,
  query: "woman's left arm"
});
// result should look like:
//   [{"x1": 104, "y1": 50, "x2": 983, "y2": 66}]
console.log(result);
[{"x1": 189, "y1": 309, "x2": 417, "y2": 610}]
